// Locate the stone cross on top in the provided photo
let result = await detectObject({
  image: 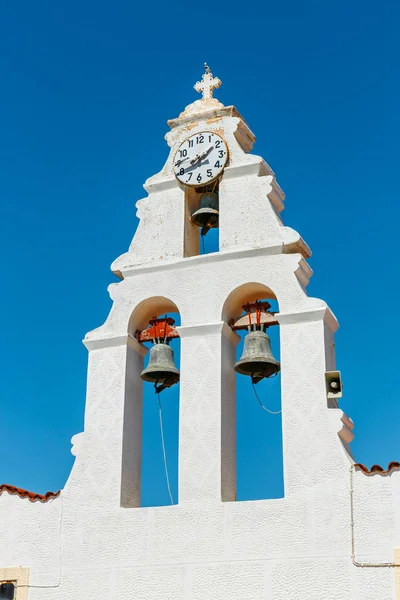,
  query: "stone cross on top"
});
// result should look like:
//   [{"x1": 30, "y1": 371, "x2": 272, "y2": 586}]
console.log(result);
[{"x1": 194, "y1": 63, "x2": 222, "y2": 100}]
